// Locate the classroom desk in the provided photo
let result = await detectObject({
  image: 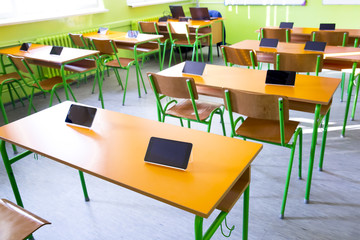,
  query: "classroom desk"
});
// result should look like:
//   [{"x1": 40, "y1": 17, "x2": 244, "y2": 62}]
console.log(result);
[
  {"x1": 230, "y1": 40, "x2": 360, "y2": 63},
  {"x1": 0, "y1": 44, "x2": 103, "y2": 107},
  {"x1": 157, "y1": 18, "x2": 224, "y2": 63},
  {"x1": 0, "y1": 101, "x2": 262, "y2": 240},
  {"x1": 258, "y1": 27, "x2": 360, "y2": 46},
  {"x1": 325, "y1": 54, "x2": 360, "y2": 137},
  {"x1": 158, "y1": 62, "x2": 341, "y2": 204}
]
